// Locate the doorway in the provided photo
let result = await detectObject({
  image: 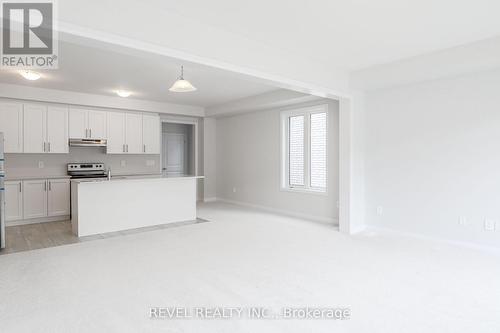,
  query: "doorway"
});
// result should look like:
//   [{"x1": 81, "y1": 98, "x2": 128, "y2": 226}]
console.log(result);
[{"x1": 161, "y1": 122, "x2": 195, "y2": 176}]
